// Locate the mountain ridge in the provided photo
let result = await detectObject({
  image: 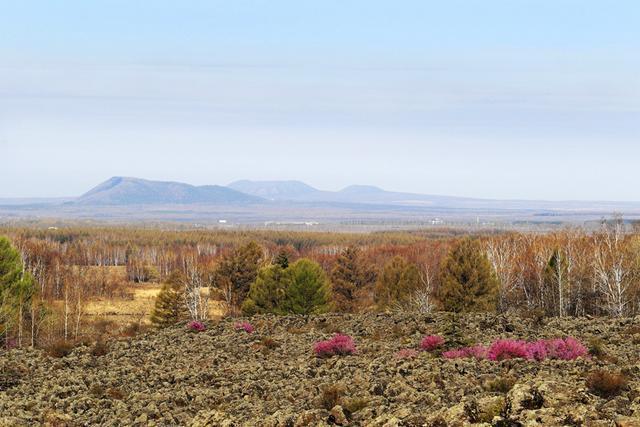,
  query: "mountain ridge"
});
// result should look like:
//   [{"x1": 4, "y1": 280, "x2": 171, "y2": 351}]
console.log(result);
[{"x1": 77, "y1": 177, "x2": 263, "y2": 205}]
